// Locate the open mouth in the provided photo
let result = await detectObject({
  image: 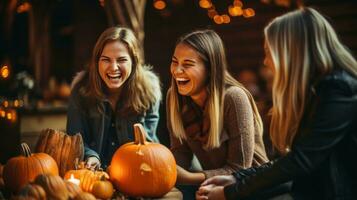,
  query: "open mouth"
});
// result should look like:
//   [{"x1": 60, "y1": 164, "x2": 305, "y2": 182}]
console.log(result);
[
  {"x1": 176, "y1": 77, "x2": 190, "y2": 86},
  {"x1": 107, "y1": 73, "x2": 122, "y2": 80}
]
